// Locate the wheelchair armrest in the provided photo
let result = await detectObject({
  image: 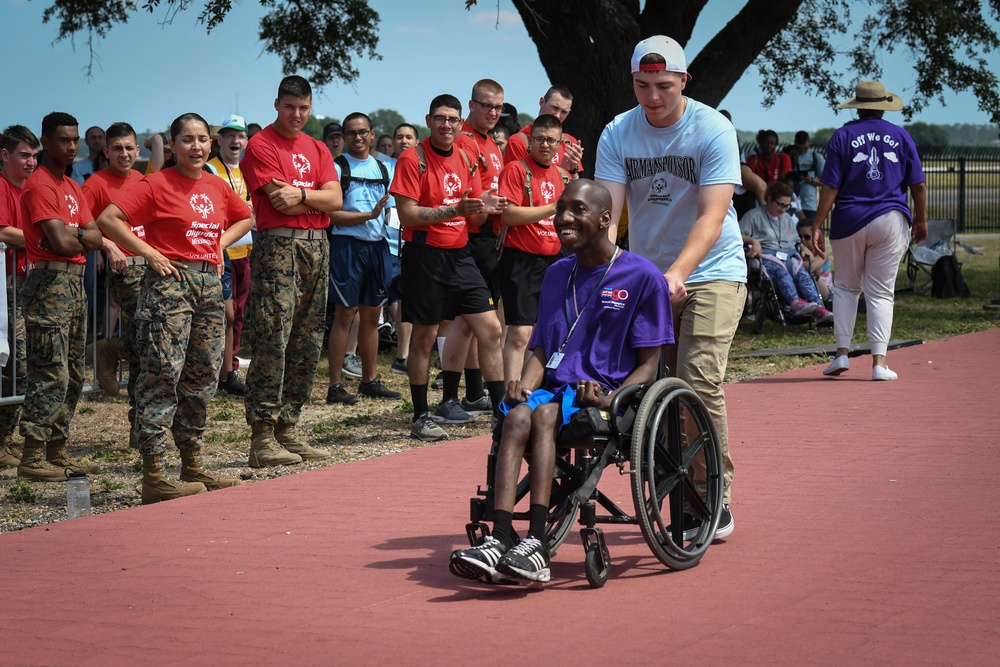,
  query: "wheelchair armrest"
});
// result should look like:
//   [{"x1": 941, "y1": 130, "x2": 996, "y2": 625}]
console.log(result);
[{"x1": 608, "y1": 383, "x2": 644, "y2": 434}]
